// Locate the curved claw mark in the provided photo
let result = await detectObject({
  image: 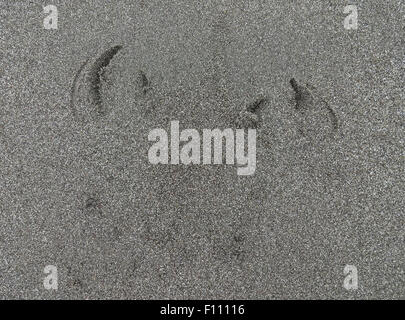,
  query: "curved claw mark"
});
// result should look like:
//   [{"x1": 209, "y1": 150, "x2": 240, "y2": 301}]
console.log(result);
[
  {"x1": 70, "y1": 57, "x2": 91, "y2": 115},
  {"x1": 88, "y1": 45, "x2": 123, "y2": 113},
  {"x1": 70, "y1": 45, "x2": 123, "y2": 119}
]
